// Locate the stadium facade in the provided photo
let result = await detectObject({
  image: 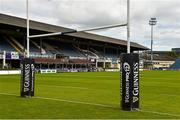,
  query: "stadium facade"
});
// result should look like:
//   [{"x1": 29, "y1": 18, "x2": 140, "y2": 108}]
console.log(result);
[
  {"x1": 0, "y1": 13, "x2": 148, "y2": 72},
  {"x1": 172, "y1": 48, "x2": 180, "y2": 53}
]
